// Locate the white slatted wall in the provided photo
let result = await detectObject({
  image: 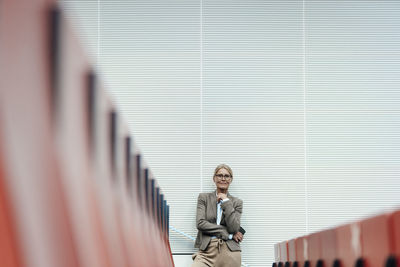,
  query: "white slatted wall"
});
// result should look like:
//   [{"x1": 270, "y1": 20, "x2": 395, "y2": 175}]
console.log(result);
[{"x1": 62, "y1": 1, "x2": 400, "y2": 266}]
